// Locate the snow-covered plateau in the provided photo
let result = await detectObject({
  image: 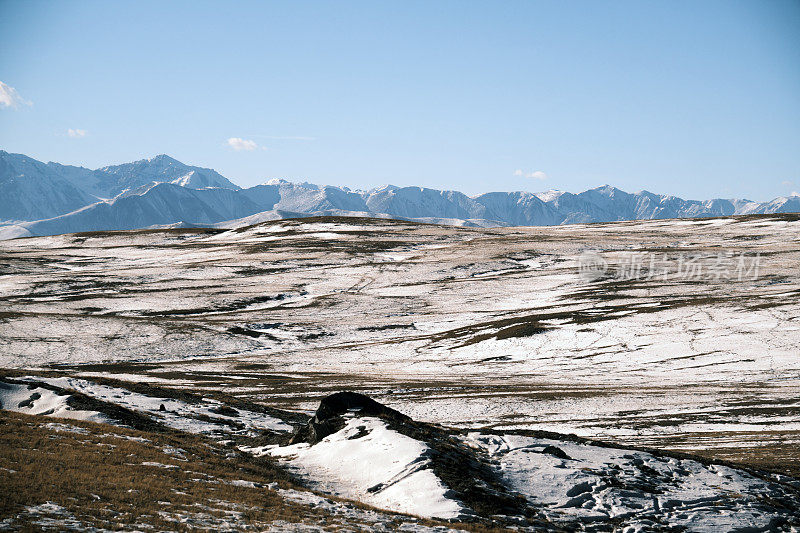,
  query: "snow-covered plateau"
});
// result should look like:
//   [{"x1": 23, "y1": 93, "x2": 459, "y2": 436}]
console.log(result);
[{"x1": 1, "y1": 213, "x2": 799, "y2": 530}]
